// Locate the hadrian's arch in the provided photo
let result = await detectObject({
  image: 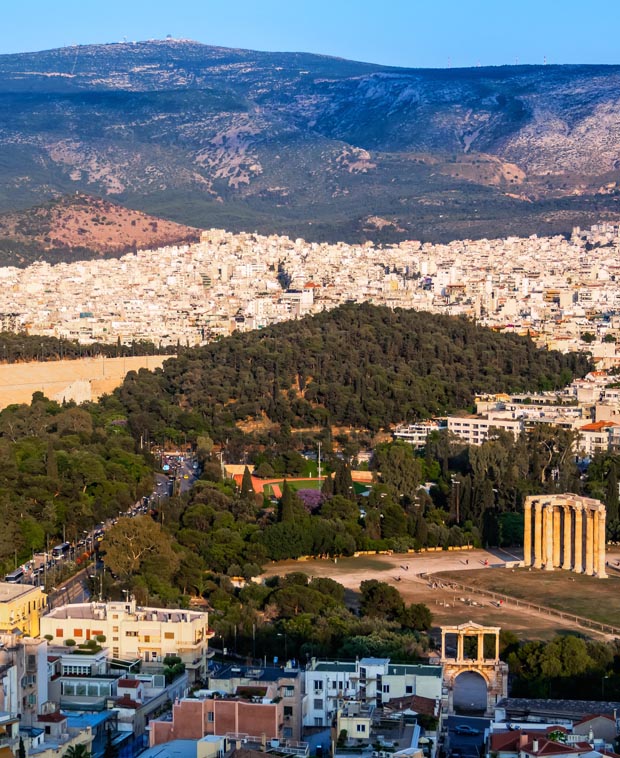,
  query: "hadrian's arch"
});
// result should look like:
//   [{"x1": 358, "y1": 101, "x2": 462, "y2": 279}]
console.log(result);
[
  {"x1": 523, "y1": 494, "x2": 607, "y2": 577},
  {"x1": 441, "y1": 622, "x2": 508, "y2": 715}
]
